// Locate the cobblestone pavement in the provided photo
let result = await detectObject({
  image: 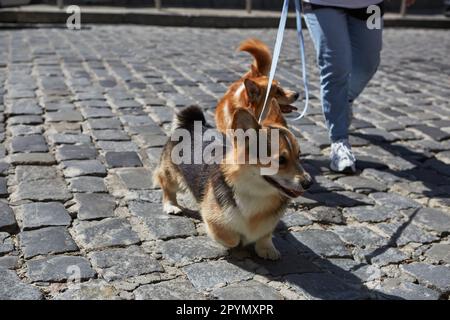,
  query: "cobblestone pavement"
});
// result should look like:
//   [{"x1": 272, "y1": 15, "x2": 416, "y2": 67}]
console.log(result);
[{"x1": 0, "y1": 26, "x2": 449, "y2": 300}]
